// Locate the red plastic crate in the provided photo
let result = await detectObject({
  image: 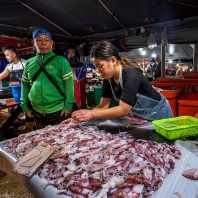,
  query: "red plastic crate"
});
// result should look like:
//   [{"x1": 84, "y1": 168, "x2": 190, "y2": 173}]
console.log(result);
[
  {"x1": 178, "y1": 92, "x2": 198, "y2": 116},
  {"x1": 160, "y1": 87, "x2": 185, "y2": 117},
  {"x1": 152, "y1": 77, "x2": 198, "y2": 88},
  {"x1": 183, "y1": 71, "x2": 198, "y2": 79}
]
